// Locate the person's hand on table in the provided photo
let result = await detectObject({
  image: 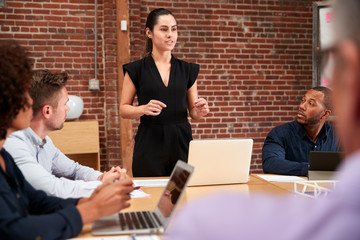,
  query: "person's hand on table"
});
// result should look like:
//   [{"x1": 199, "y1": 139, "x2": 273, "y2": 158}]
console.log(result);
[
  {"x1": 98, "y1": 166, "x2": 130, "y2": 183},
  {"x1": 77, "y1": 178, "x2": 135, "y2": 224}
]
